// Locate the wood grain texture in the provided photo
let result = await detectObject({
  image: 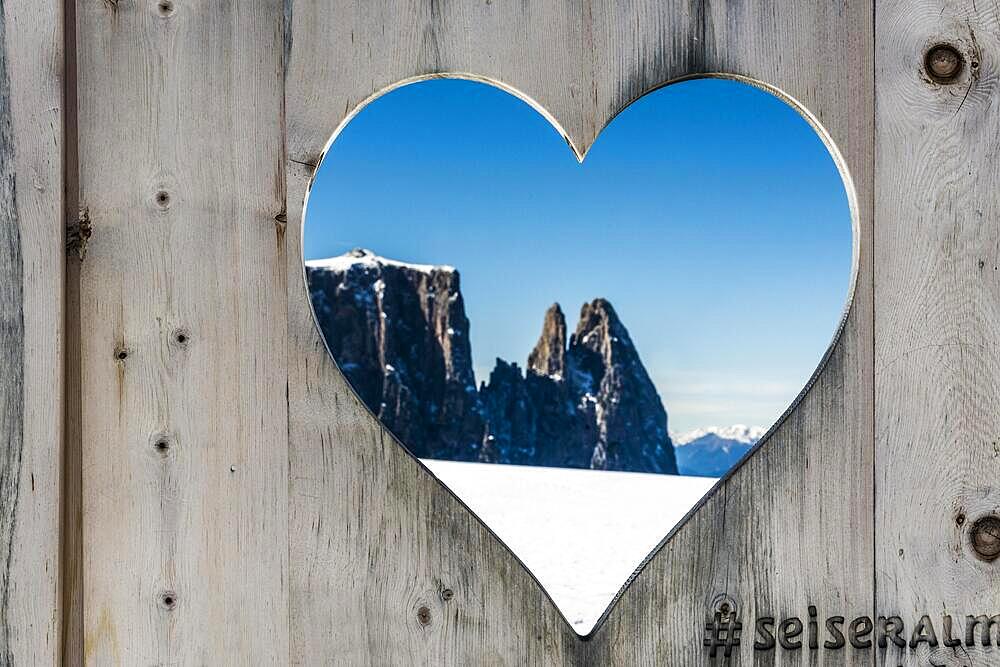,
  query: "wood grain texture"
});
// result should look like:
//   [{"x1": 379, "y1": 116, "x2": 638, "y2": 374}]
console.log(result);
[
  {"x1": 63, "y1": 0, "x2": 84, "y2": 661},
  {"x1": 0, "y1": 0, "x2": 64, "y2": 663},
  {"x1": 0, "y1": 8, "x2": 25, "y2": 660},
  {"x1": 876, "y1": 2, "x2": 1000, "y2": 665},
  {"x1": 75, "y1": 0, "x2": 288, "y2": 662},
  {"x1": 286, "y1": 1, "x2": 874, "y2": 664}
]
